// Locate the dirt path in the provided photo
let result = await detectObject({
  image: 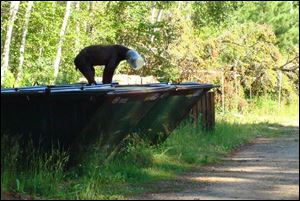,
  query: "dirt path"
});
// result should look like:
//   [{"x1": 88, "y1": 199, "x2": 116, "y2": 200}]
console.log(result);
[{"x1": 133, "y1": 127, "x2": 299, "y2": 200}]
